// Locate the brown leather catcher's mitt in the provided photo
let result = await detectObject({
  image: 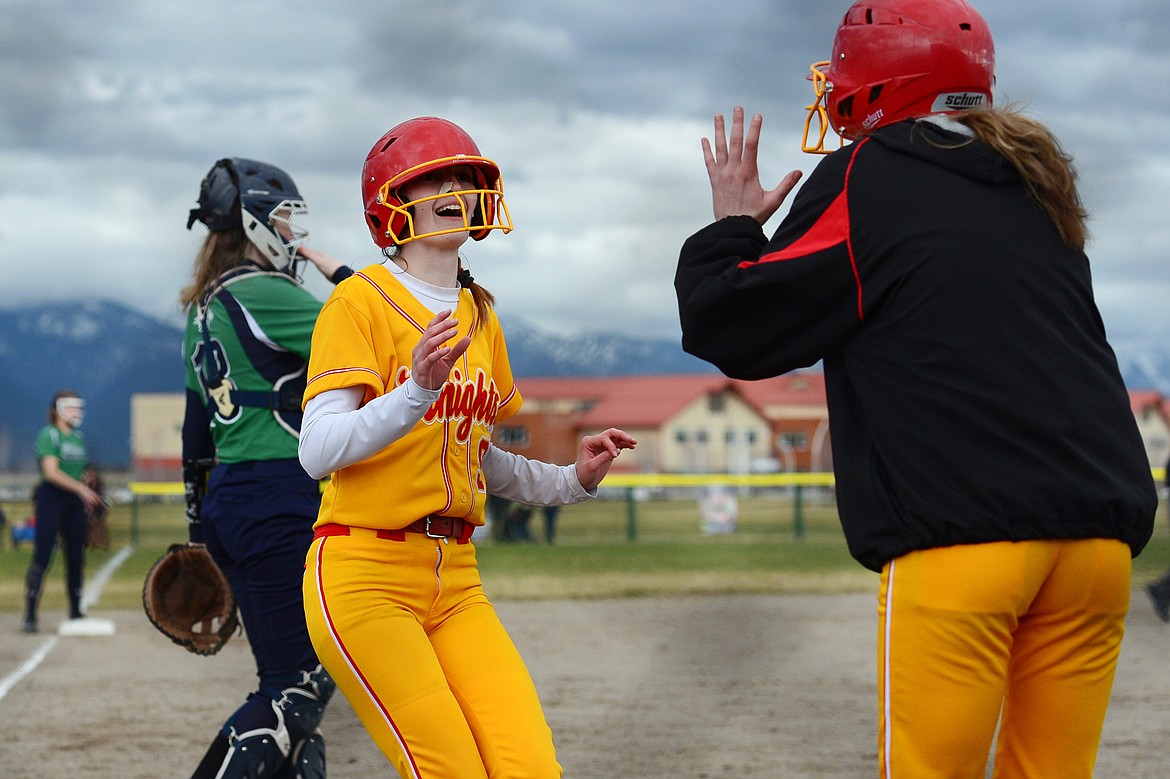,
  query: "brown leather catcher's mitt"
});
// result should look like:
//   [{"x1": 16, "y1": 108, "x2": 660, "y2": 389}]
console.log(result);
[{"x1": 142, "y1": 543, "x2": 239, "y2": 656}]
